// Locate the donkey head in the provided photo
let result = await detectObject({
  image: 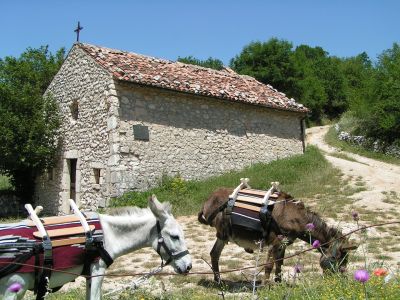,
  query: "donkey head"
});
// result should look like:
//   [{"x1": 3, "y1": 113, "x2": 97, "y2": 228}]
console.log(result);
[
  {"x1": 148, "y1": 195, "x2": 192, "y2": 274},
  {"x1": 320, "y1": 239, "x2": 358, "y2": 273}
]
